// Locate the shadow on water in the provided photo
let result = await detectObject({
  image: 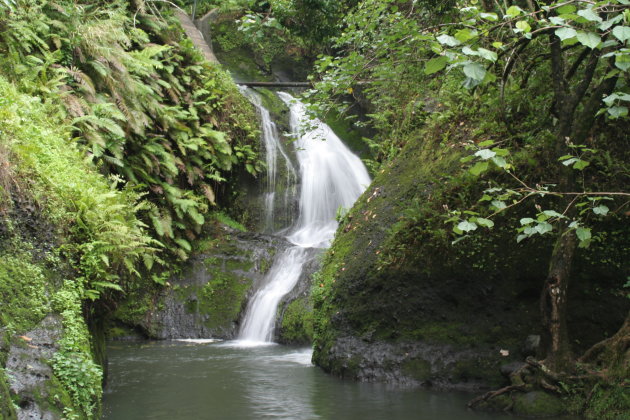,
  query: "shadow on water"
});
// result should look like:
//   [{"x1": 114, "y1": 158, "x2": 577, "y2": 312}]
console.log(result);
[{"x1": 102, "y1": 341, "x2": 581, "y2": 420}]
